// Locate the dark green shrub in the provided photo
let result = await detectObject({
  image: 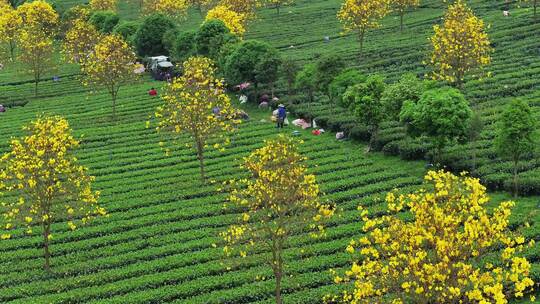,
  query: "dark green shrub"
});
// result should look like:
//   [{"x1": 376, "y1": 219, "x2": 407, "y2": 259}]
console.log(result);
[
  {"x1": 134, "y1": 13, "x2": 176, "y2": 57},
  {"x1": 398, "y1": 138, "x2": 430, "y2": 160},
  {"x1": 400, "y1": 87, "x2": 472, "y2": 162},
  {"x1": 295, "y1": 63, "x2": 317, "y2": 103},
  {"x1": 173, "y1": 30, "x2": 197, "y2": 63},
  {"x1": 349, "y1": 125, "x2": 370, "y2": 141},
  {"x1": 89, "y1": 11, "x2": 119, "y2": 33},
  {"x1": 195, "y1": 19, "x2": 237, "y2": 60},
  {"x1": 329, "y1": 68, "x2": 366, "y2": 104},
  {"x1": 224, "y1": 40, "x2": 279, "y2": 93},
  {"x1": 381, "y1": 73, "x2": 430, "y2": 121},
  {"x1": 113, "y1": 21, "x2": 139, "y2": 42},
  {"x1": 314, "y1": 55, "x2": 345, "y2": 99},
  {"x1": 162, "y1": 27, "x2": 180, "y2": 56}
]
